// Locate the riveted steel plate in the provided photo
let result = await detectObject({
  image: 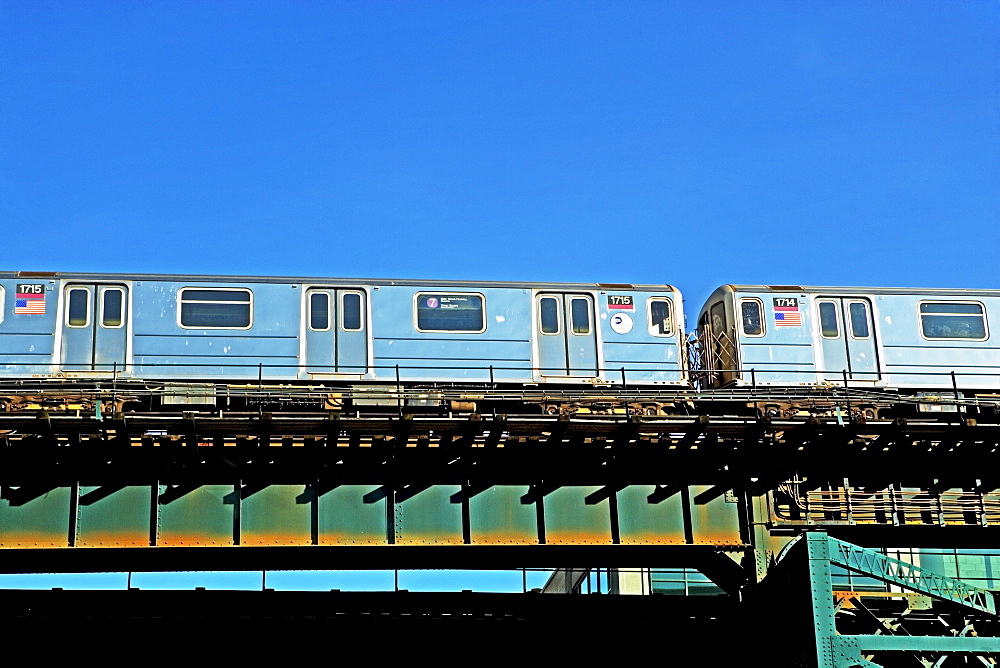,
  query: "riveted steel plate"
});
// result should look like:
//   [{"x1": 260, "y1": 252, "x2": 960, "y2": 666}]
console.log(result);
[
  {"x1": 157, "y1": 484, "x2": 235, "y2": 546},
  {"x1": 617, "y1": 485, "x2": 686, "y2": 545},
  {"x1": 241, "y1": 485, "x2": 311, "y2": 546},
  {"x1": 78, "y1": 485, "x2": 150, "y2": 547},
  {"x1": 544, "y1": 486, "x2": 612, "y2": 545},
  {"x1": 0, "y1": 486, "x2": 72, "y2": 548},
  {"x1": 318, "y1": 485, "x2": 388, "y2": 545},
  {"x1": 469, "y1": 485, "x2": 537, "y2": 544},
  {"x1": 395, "y1": 485, "x2": 464, "y2": 545},
  {"x1": 689, "y1": 484, "x2": 742, "y2": 546}
]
